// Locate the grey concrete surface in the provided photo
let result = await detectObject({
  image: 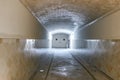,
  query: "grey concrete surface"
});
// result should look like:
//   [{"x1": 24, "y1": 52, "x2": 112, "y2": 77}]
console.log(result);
[{"x1": 30, "y1": 49, "x2": 112, "y2": 80}]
